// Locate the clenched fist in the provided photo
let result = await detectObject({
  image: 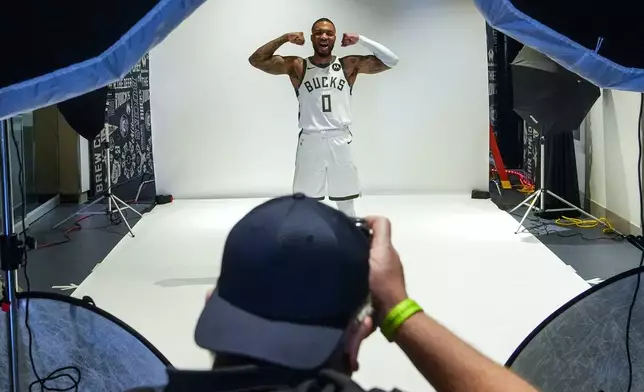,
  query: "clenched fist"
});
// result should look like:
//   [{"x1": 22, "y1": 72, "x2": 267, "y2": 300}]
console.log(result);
[
  {"x1": 285, "y1": 32, "x2": 305, "y2": 46},
  {"x1": 341, "y1": 33, "x2": 360, "y2": 47}
]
